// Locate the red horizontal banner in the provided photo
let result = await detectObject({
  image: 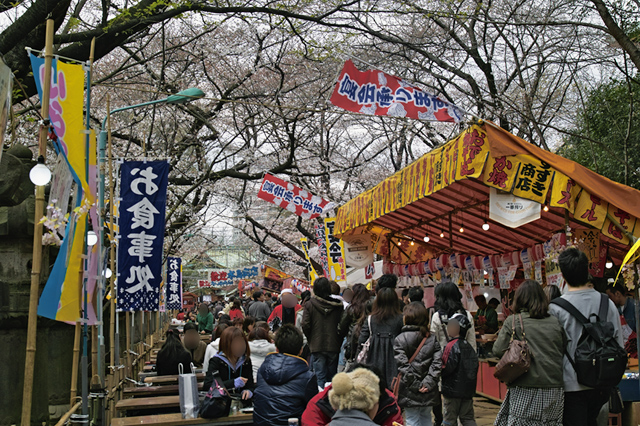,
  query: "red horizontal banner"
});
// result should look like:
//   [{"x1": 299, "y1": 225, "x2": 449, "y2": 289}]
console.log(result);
[
  {"x1": 330, "y1": 60, "x2": 464, "y2": 123},
  {"x1": 257, "y1": 174, "x2": 333, "y2": 220}
]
